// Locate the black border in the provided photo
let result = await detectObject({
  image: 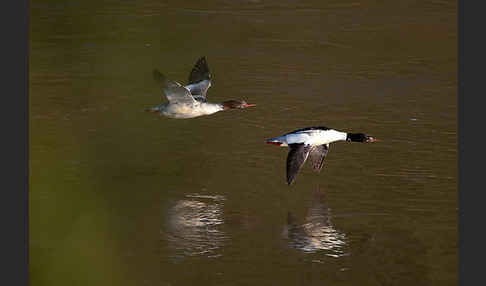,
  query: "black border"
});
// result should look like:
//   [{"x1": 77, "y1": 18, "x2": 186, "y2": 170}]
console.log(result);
[
  {"x1": 2, "y1": 0, "x2": 29, "y2": 285},
  {"x1": 459, "y1": 0, "x2": 481, "y2": 285}
]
